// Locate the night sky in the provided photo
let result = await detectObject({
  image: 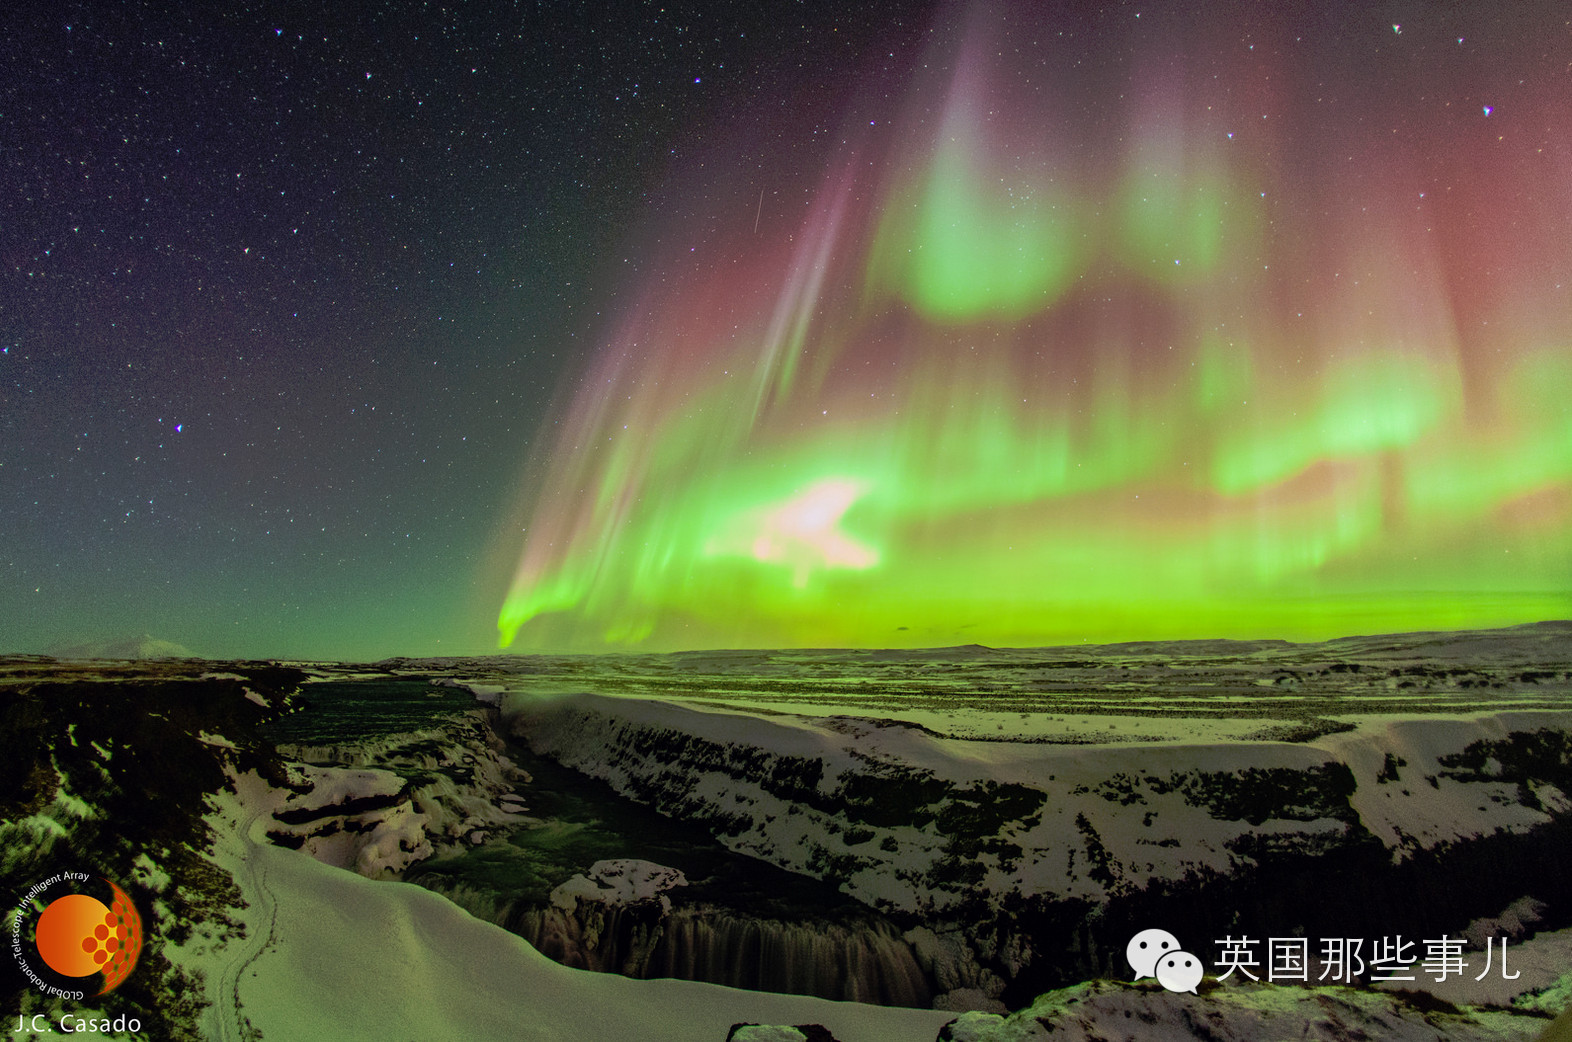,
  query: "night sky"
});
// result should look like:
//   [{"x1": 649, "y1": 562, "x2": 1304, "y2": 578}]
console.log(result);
[
  {"x1": 2, "y1": 0, "x2": 927, "y2": 658},
  {"x1": 5, "y1": 2, "x2": 1570, "y2": 659}
]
